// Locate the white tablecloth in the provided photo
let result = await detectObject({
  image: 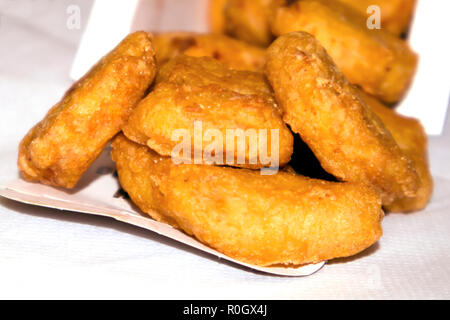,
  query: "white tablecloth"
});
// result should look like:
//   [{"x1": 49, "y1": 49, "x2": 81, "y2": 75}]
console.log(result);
[{"x1": 0, "y1": 0, "x2": 449, "y2": 299}]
